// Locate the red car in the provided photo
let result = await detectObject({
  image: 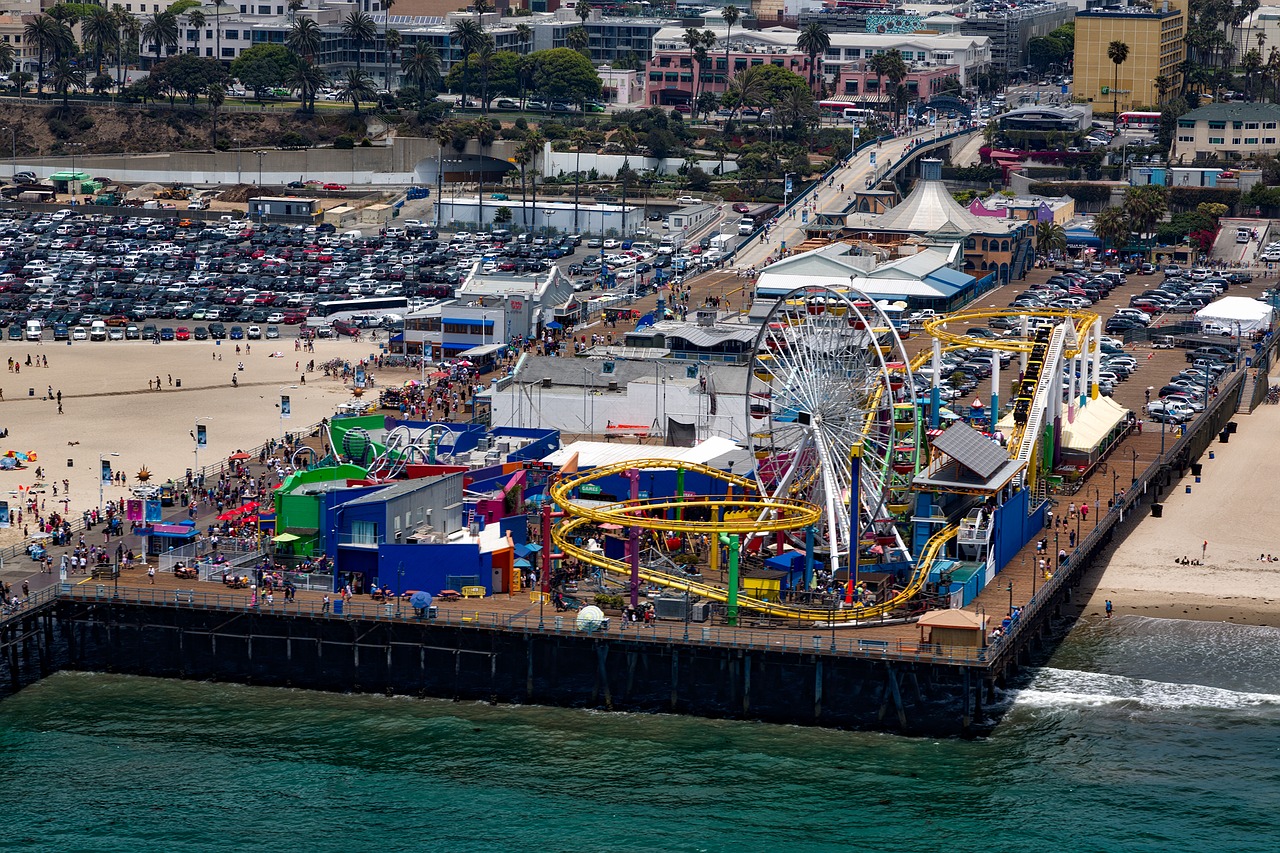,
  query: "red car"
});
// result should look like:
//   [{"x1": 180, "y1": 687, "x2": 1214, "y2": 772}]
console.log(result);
[
  {"x1": 324, "y1": 182, "x2": 347, "y2": 191},
  {"x1": 732, "y1": 202, "x2": 751, "y2": 214},
  {"x1": 175, "y1": 326, "x2": 191, "y2": 341}
]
